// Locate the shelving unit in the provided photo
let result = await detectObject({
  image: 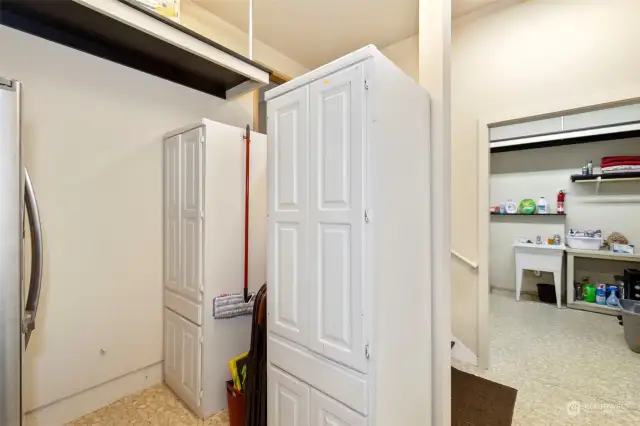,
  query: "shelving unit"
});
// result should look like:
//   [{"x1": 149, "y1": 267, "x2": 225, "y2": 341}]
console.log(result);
[
  {"x1": 570, "y1": 300, "x2": 619, "y2": 315},
  {"x1": 566, "y1": 248, "x2": 640, "y2": 316},
  {"x1": 0, "y1": 0, "x2": 271, "y2": 98},
  {"x1": 571, "y1": 172, "x2": 640, "y2": 193},
  {"x1": 491, "y1": 128, "x2": 640, "y2": 153},
  {"x1": 570, "y1": 171, "x2": 640, "y2": 182}
]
